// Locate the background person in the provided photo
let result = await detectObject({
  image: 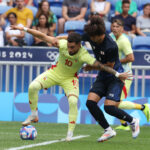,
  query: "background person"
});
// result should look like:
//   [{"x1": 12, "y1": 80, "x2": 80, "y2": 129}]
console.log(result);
[
  {"x1": 32, "y1": 13, "x2": 53, "y2": 46},
  {"x1": 112, "y1": 0, "x2": 136, "y2": 38},
  {"x1": 58, "y1": 0, "x2": 88, "y2": 34},
  {"x1": 32, "y1": 0, "x2": 57, "y2": 36},
  {"x1": 5, "y1": 12, "x2": 25, "y2": 46},
  {"x1": 2, "y1": 0, "x2": 33, "y2": 28},
  {"x1": 136, "y1": 3, "x2": 150, "y2": 36},
  {"x1": 115, "y1": 0, "x2": 137, "y2": 17},
  {"x1": 90, "y1": 0, "x2": 110, "y2": 21},
  {"x1": 110, "y1": 19, "x2": 150, "y2": 130}
]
